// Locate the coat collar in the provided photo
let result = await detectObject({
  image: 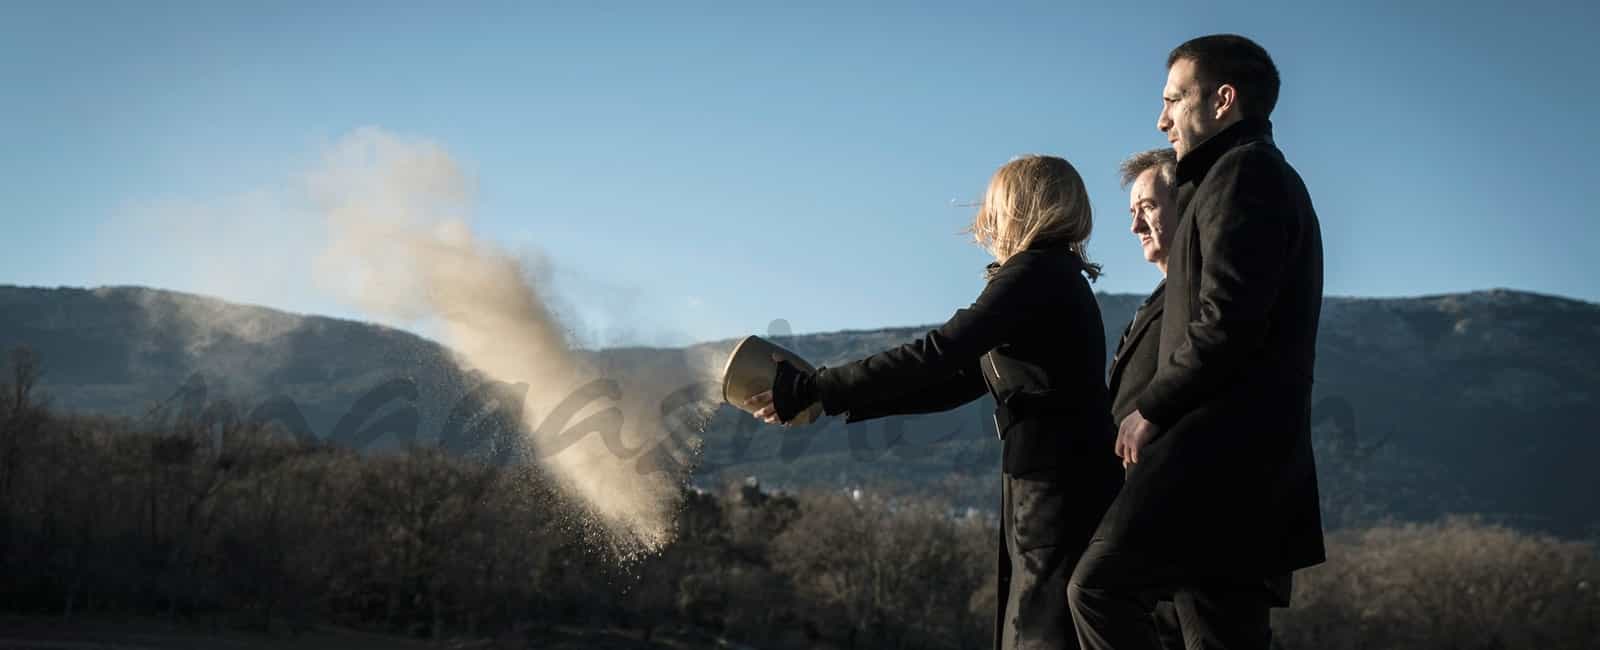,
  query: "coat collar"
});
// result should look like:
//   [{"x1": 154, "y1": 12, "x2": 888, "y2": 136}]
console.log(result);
[
  {"x1": 985, "y1": 240, "x2": 1084, "y2": 274},
  {"x1": 1176, "y1": 117, "x2": 1274, "y2": 185},
  {"x1": 1137, "y1": 278, "x2": 1167, "y2": 310}
]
